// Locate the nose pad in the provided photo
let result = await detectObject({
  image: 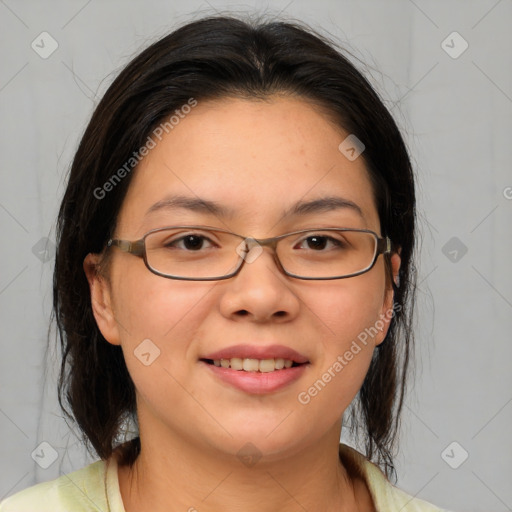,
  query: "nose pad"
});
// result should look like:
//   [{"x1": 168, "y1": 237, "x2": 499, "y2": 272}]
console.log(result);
[{"x1": 235, "y1": 237, "x2": 263, "y2": 264}]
